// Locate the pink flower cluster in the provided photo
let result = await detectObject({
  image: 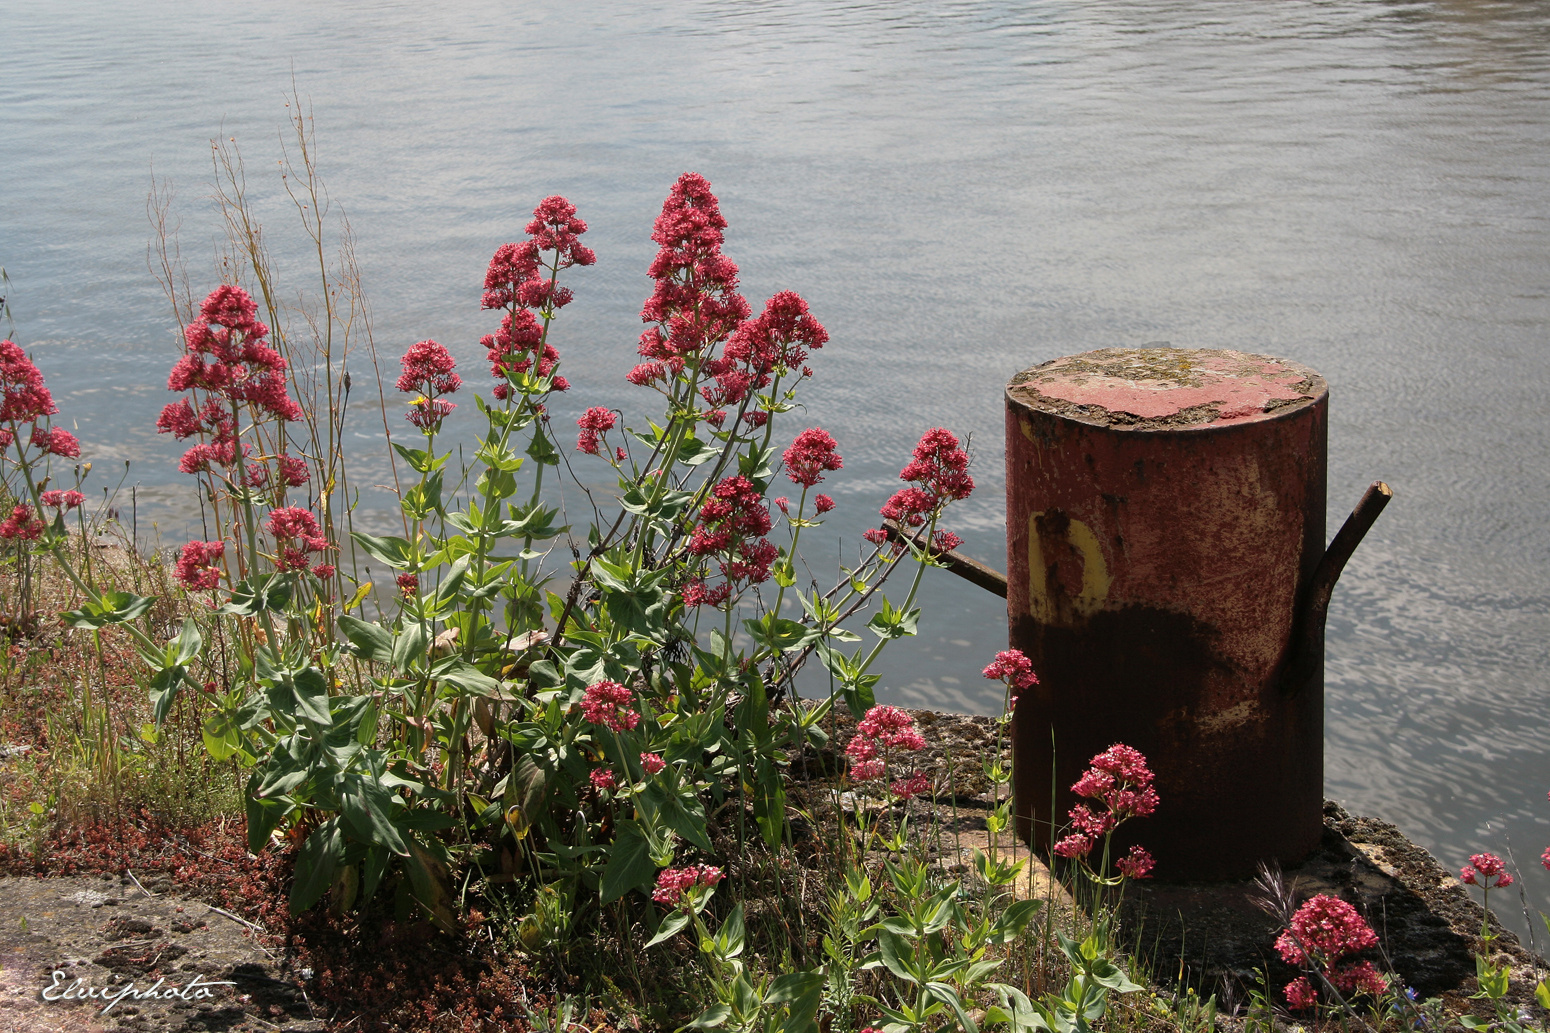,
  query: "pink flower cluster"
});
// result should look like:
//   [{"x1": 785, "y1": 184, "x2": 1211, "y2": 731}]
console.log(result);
[
  {"x1": 983, "y1": 648, "x2": 1039, "y2": 707},
  {"x1": 0, "y1": 340, "x2": 80, "y2": 463},
  {"x1": 651, "y1": 864, "x2": 724, "y2": 906},
  {"x1": 40, "y1": 489, "x2": 84, "y2": 511},
  {"x1": 1051, "y1": 743, "x2": 1158, "y2": 878},
  {"x1": 783, "y1": 428, "x2": 842, "y2": 488},
  {"x1": 0, "y1": 504, "x2": 43, "y2": 541},
  {"x1": 265, "y1": 506, "x2": 333, "y2": 574},
  {"x1": 693, "y1": 290, "x2": 827, "y2": 420},
  {"x1": 724, "y1": 290, "x2": 827, "y2": 384},
  {"x1": 480, "y1": 196, "x2": 592, "y2": 399},
  {"x1": 157, "y1": 286, "x2": 308, "y2": 494},
  {"x1": 0, "y1": 339, "x2": 58, "y2": 426},
  {"x1": 878, "y1": 428, "x2": 973, "y2": 529},
  {"x1": 845, "y1": 705, "x2": 926, "y2": 784},
  {"x1": 1460, "y1": 852, "x2": 1513, "y2": 889},
  {"x1": 682, "y1": 475, "x2": 776, "y2": 607},
  {"x1": 636, "y1": 173, "x2": 750, "y2": 372},
  {"x1": 579, "y1": 680, "x2": 640, "y2": 733},
  {"x1": 576, "y1": 406, "x2": 617, "y2": 455},
  {"x1": 397, "y1": 340, "x2": 460, "y2": 431},
  {"x1": 174, "y1": 539, "x2": 226, "y2": 590},
  {"x1": 589, "y1": 768, "x2": 617, "y2": 792},
  {"x1": 640, "y1": 752, "x2": 665, "y2": 775},
  {"x1": 1275, "y1": 895, "x2": 1385, "y2": 1009}
]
